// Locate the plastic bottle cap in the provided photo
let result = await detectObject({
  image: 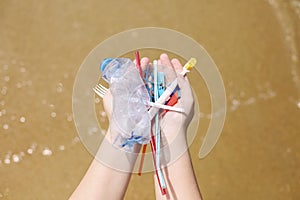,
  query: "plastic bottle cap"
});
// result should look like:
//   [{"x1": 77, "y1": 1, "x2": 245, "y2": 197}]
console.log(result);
[
  {"x1": 183, "y1": 57, "x2": 197, "y2": 71},
  {"x1": 100, "y1": 58, "x2": 113, "y2": 72}
]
